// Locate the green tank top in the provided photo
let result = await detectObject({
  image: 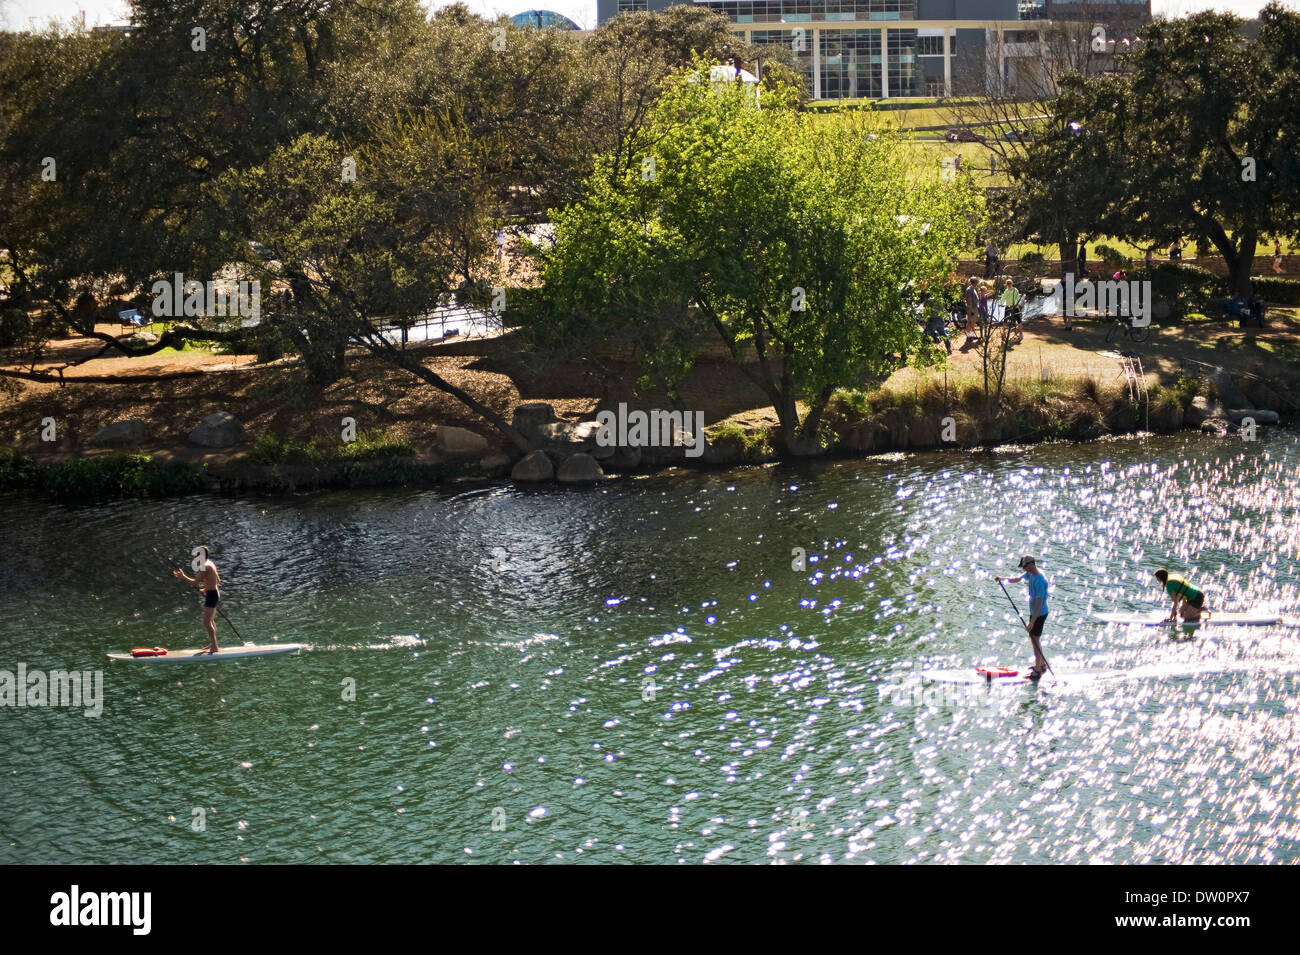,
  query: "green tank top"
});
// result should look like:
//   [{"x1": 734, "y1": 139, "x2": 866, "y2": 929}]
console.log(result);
[{"x1": 1164, "y1": 573, "x2": 1202, "y2": 602}]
